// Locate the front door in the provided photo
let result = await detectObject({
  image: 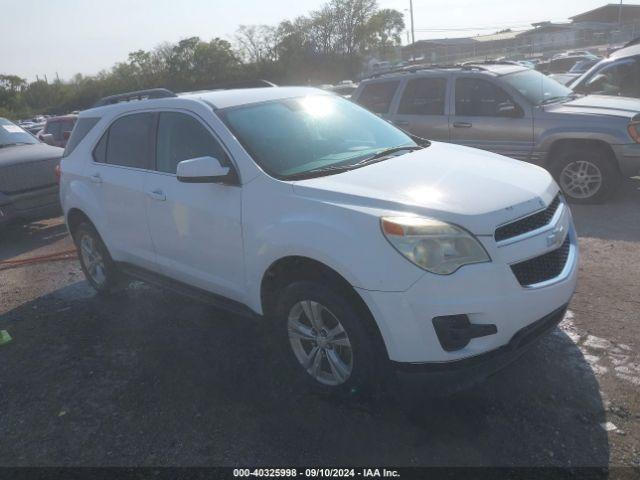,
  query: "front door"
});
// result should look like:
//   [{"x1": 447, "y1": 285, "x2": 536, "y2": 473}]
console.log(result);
[
  {"x1": 144, "y1": 111, "x2": 245, "y2": 301},
  {"x1": 450, "y1": 77, "x2": 534, "y2": 161}
]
